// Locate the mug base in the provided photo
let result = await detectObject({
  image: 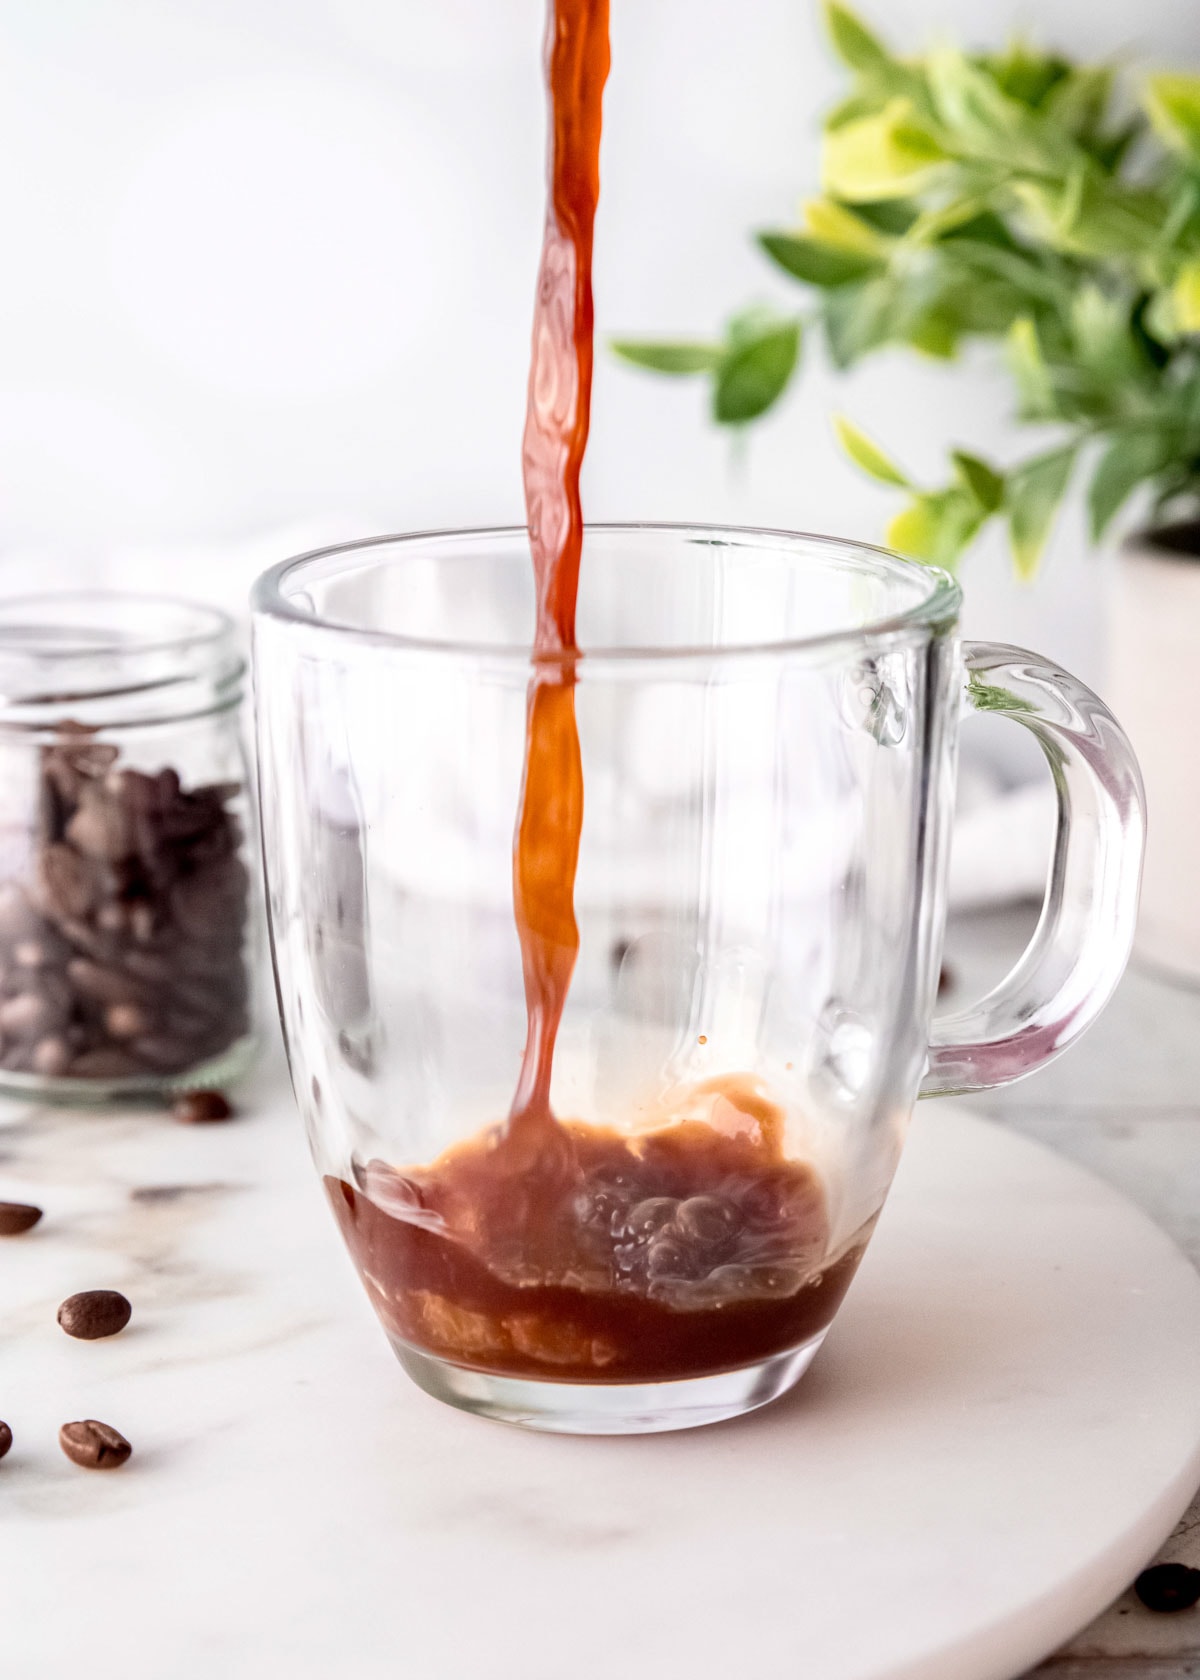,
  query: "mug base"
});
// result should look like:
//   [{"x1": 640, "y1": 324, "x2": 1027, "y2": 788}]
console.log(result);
[{"x1": 389, "y1": 1332, "x2": 829, "y2": 1435}]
